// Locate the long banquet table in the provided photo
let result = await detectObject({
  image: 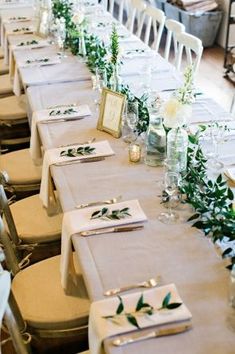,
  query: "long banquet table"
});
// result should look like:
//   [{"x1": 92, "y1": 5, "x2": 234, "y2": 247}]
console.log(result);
[{"x1": 2, "y1": 2, "x2": 235, "y2": 353}]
